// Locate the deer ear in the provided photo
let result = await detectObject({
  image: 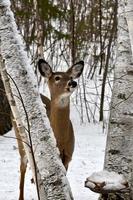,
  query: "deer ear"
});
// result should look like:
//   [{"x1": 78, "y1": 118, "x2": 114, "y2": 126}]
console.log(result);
[
  {"x1": 38, "y1": 59, "x2": 52, "y2": 78},
  {"x1": 66, "y1": 61, "x2": 84, "y2": 79}
]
